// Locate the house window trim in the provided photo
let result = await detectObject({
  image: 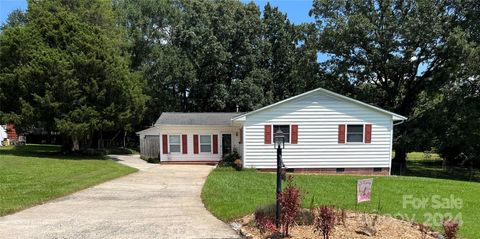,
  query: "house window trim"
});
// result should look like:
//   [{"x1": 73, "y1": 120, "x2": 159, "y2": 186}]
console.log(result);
[
  {"x1": 345, "y1": 124, "x2": 365, "y2": 144},
  {"x1": 168, "y1": 134, "x2": 182, "y2": 153},
  {"x1": 271, "y1": 124, "x2": 292, "y2": 145},
  {"x1": 199, "y1": 134, "x2": 212, "y2": 153}
]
